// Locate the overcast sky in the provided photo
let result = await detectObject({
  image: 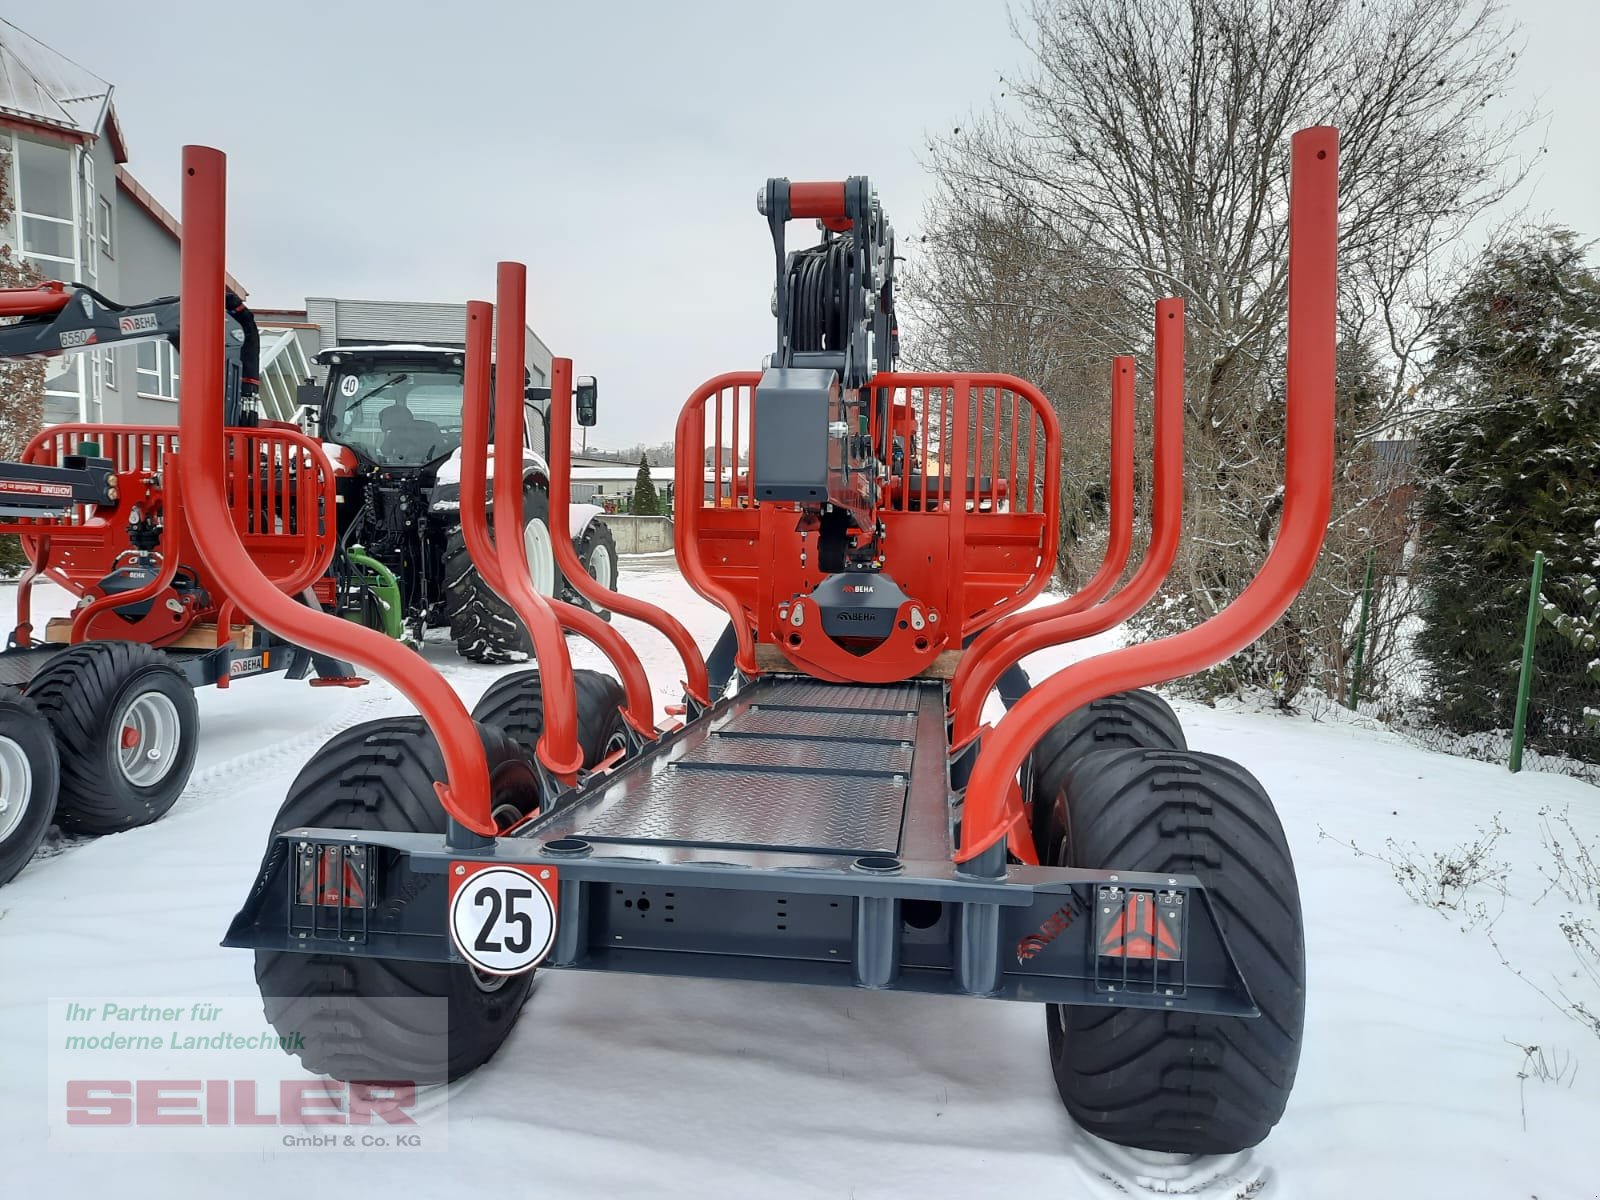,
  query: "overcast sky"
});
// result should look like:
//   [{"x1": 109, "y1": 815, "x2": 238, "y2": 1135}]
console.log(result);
[{"x1": 12, "y1": 0, "x2": 1597, "y2": 448}]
